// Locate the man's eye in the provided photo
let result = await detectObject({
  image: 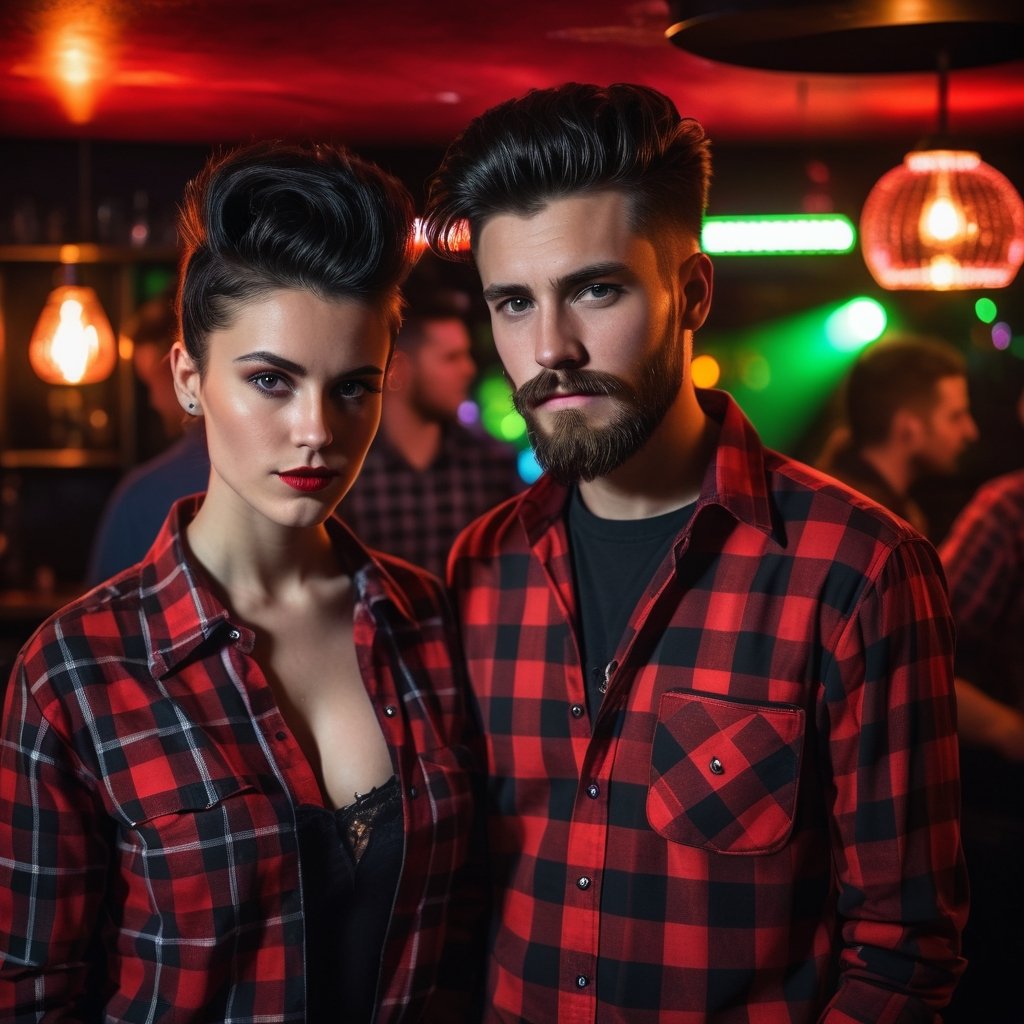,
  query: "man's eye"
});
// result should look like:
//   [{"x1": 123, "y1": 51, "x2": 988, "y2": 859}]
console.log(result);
[
  {"x1": 501, "y1": 297, "x2": 532, "y2": 315},
  {"x1": 579, "y1": 283, "x2": 620, "y2": 302}
]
